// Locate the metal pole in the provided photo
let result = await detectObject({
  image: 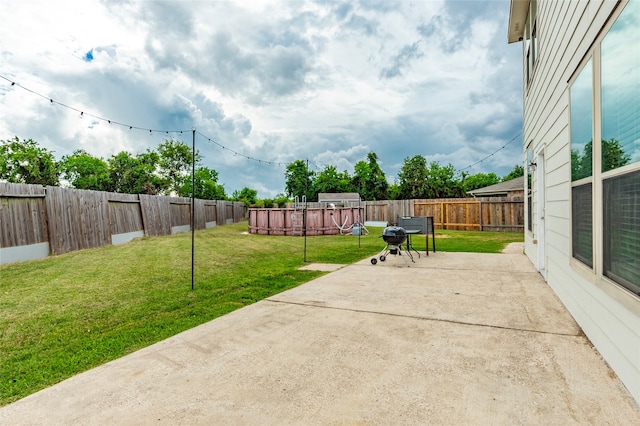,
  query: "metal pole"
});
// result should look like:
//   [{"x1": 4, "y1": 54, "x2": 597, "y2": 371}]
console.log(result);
[
  {"x1": 303, "y1": 159, "x2": 308, "y2": 263},
  {"x1": 358, "y1": 196, "x2": 361, "y2": 248},
  {"x1": 191, "y1": 129, "x2": 195, "y2": 290}
]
